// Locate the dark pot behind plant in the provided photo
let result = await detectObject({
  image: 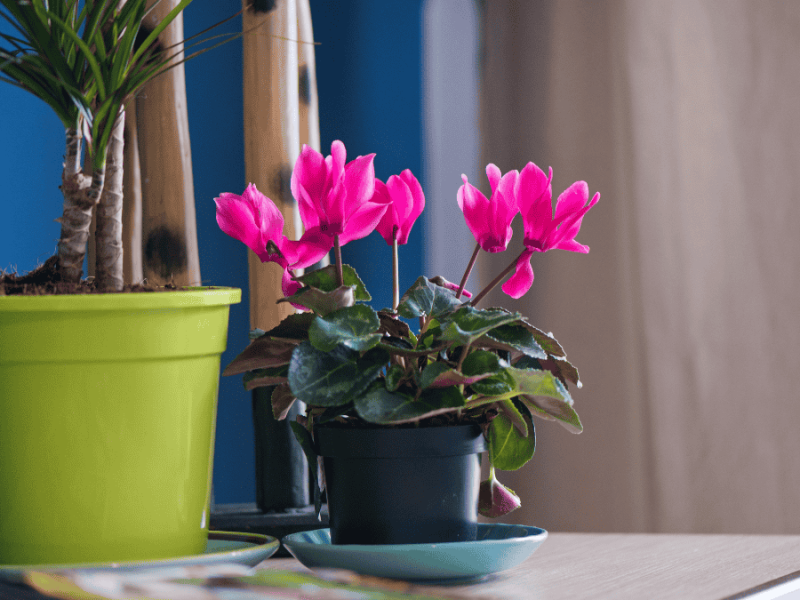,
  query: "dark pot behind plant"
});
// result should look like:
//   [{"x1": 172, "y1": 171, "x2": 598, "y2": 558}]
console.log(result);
[{"x1": 316, "y1": 423, "x2": 486, "y2": 545}]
